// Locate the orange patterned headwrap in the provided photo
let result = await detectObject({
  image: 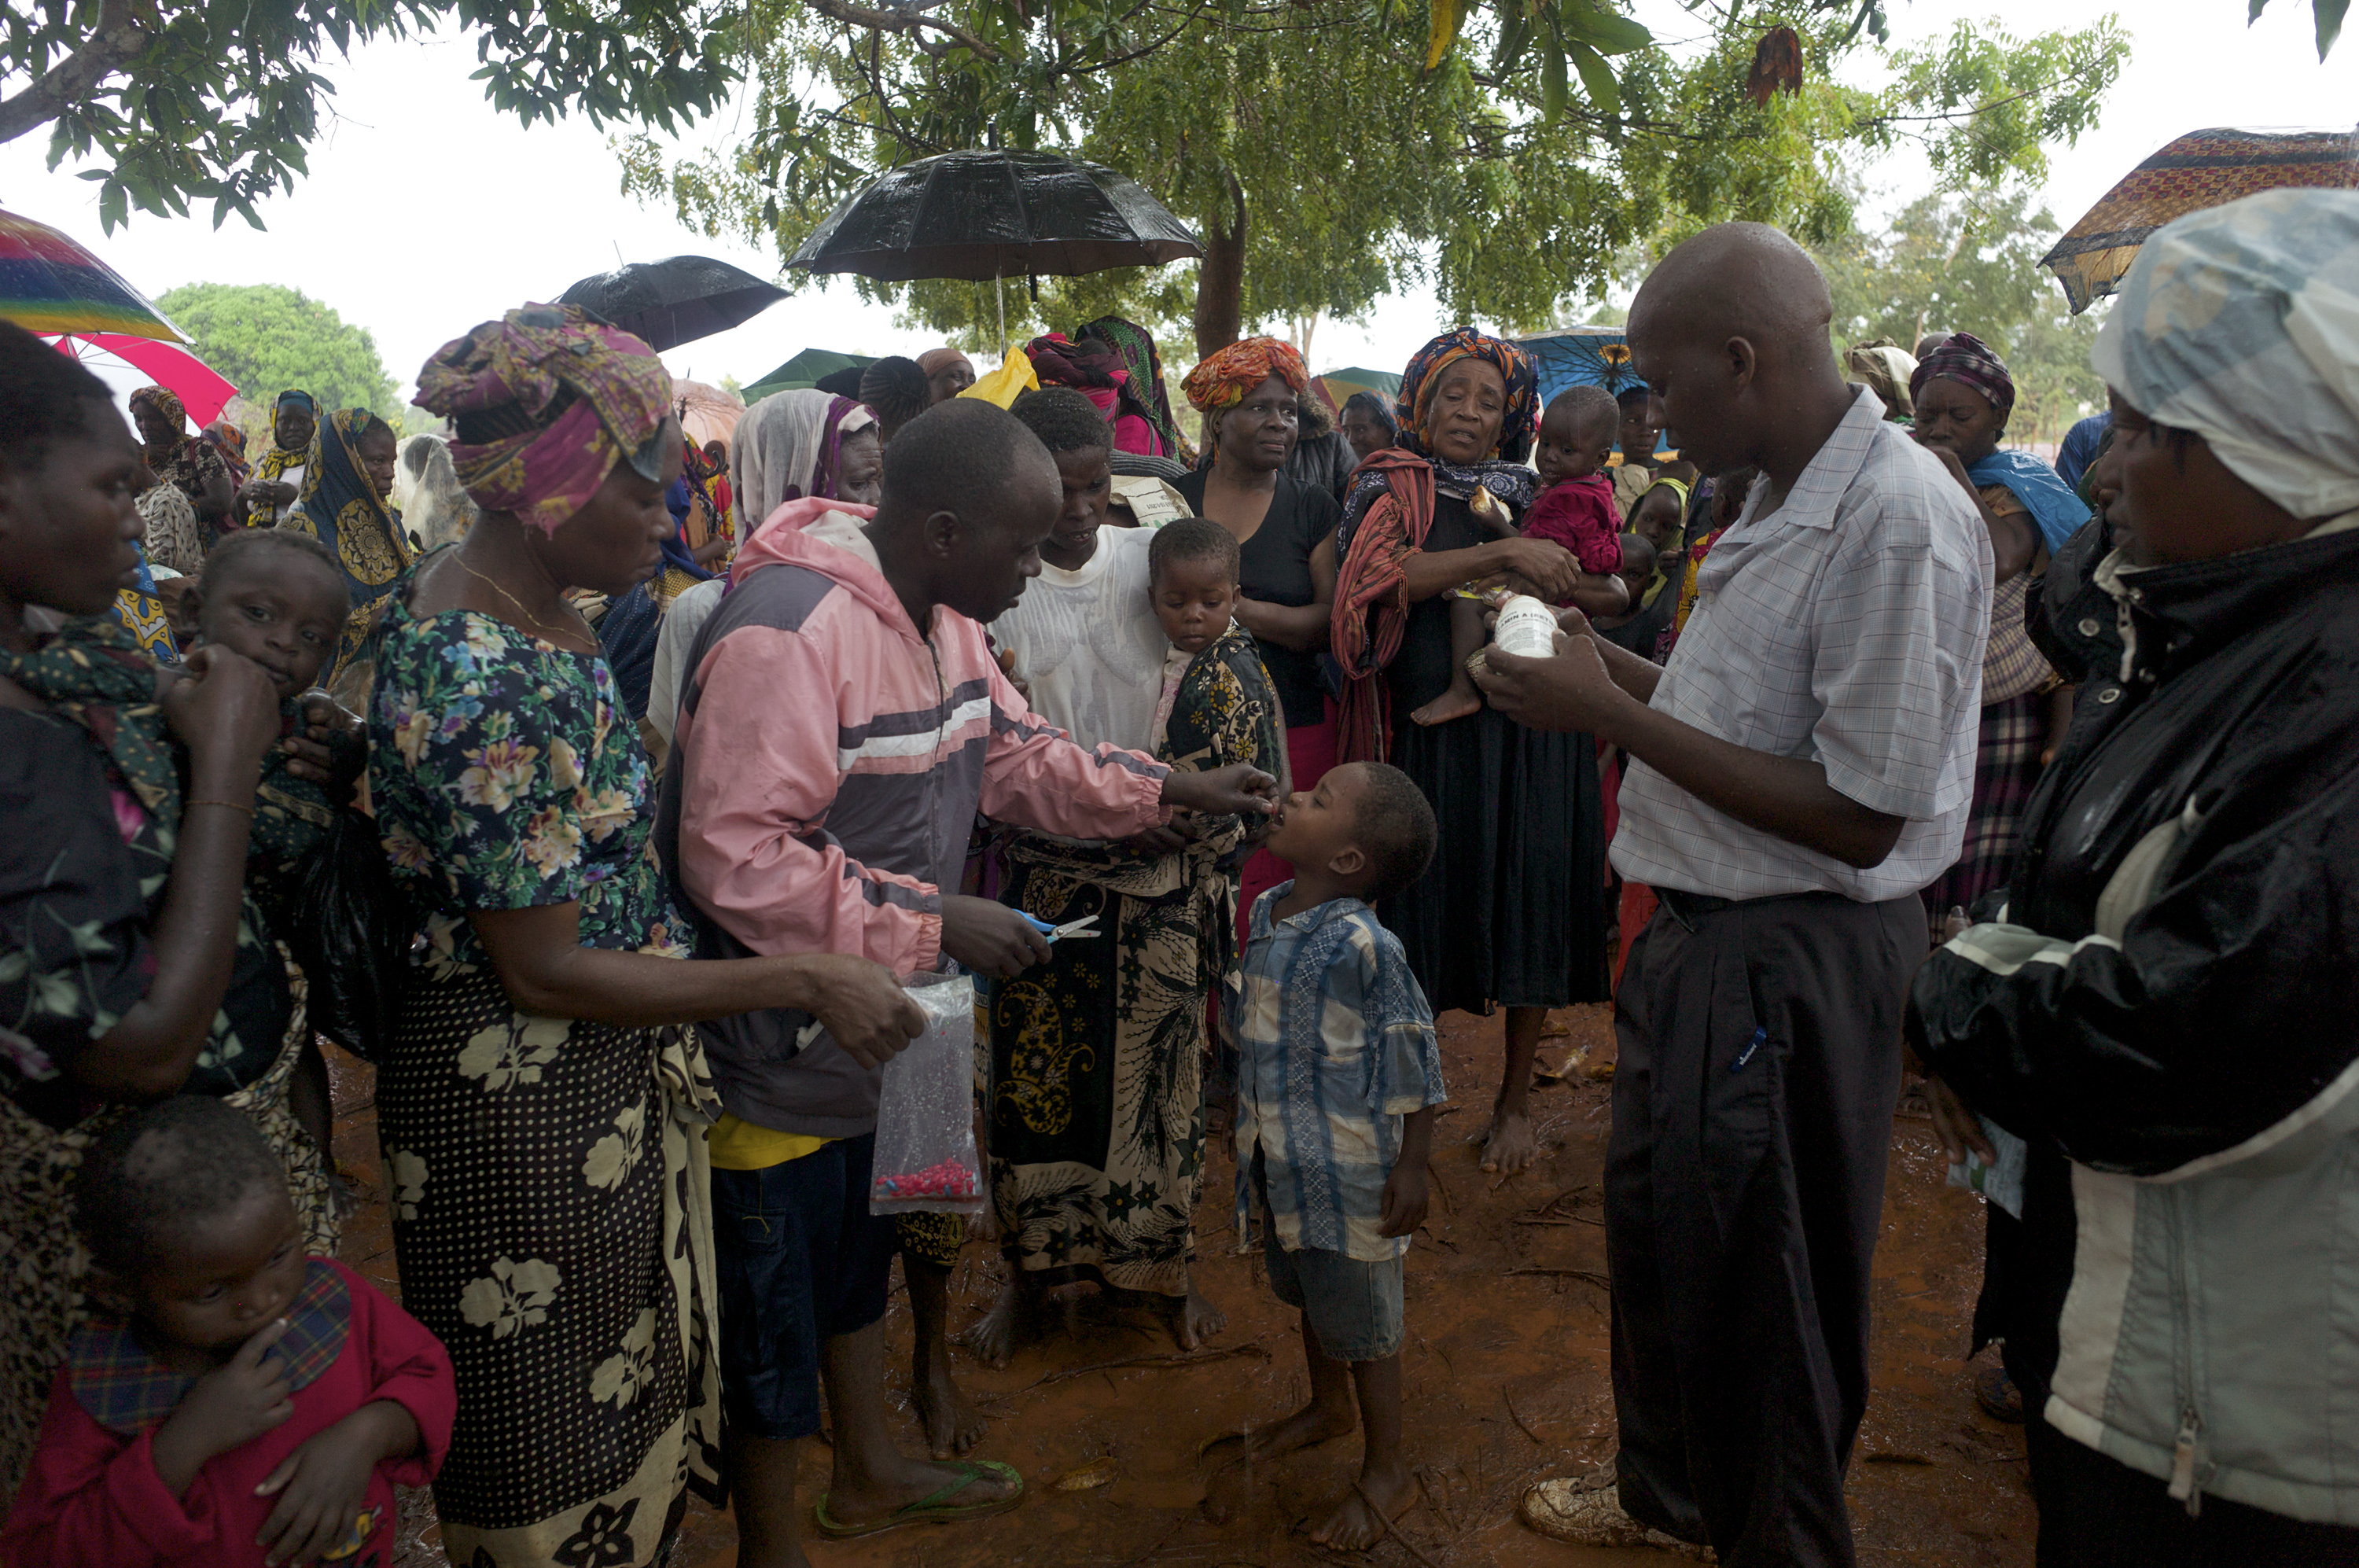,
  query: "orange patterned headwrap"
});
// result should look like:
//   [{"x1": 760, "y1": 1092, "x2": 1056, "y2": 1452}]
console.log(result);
[{"x1": 1181, "y1": 337, "x2": 1309, "y2": 413}]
